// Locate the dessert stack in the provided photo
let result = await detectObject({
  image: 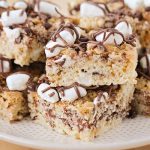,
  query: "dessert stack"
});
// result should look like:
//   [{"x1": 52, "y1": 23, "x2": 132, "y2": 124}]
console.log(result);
[
  {"x1": 28, "y1": 1, "x2": 138, "y2": 141},
  {"x1": 0, "y1": 0, "x2": 73, "y2": 121}
]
